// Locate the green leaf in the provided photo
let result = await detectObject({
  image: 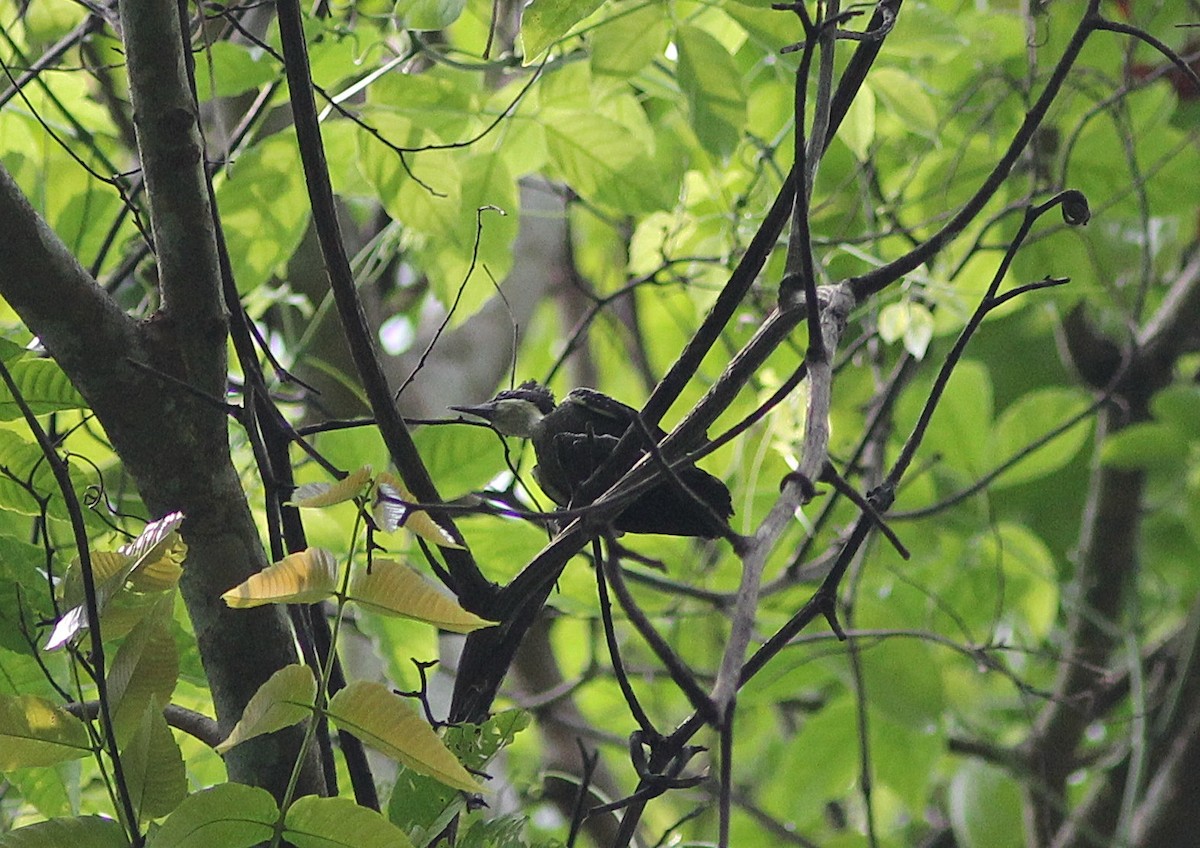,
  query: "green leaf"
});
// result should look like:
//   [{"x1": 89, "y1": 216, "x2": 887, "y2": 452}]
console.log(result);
[
  {"x1": 284, "y1": 795, "x2": 414, "y2": 848},
  {"x1": 215, "y1": 664, "x2": 315, "y2": 754},
  {"x1": 146, "y1": 783, "x2": 278, "y2": 848},
  {"x1": 869, "y1": 68, "x2": 939, "y2": 140},
  {"x1": 389, "y1": 710, "x2": 529, "y2": 843},
  {"x1": 838, "y1": 83, "x2": 876, "y2": 160},
  {"x1": 674, "y1": 25, "x2": 747, "y2": 159},
  {"x1": 327, "y1": 681, "x2": 479, "y2": 793},
  {"x1": 1102, "y1": 422, "x2": 1188, "y2": 471},
  {"x1": 215, "y1": 131, "x2": 311, "y2": 295},
  {"x1": 0, "y1": 357, "x2": 87, "y2": 420},
  {"x1": 393, "y1": 0, "x2": 466, "y2": 31},
  {"x1": 542, "y1": 111, "x2": 670, "y2": 213},
  {"x1": 990, "y1": 387, "x2": 1092, "y2": 488},
  {"x1": 590, "y1": 5, "x2": 670, "y2": 77},
  {"x1": 1150, "y1": 384, "x2": 1200, "y2": 440},
  {"x1": 859, "y1": 638, "x2": 946, "y2": 729},
  {"x1": 196, "y1": 41, "x2": 278, "y2": 101},
  {"x1": 123, "y1": 699, "x2": 187, "y2": 824},
  {"x1": 0, "y1": 693, "x2": 91, "y2": 770},
  {"x1": 0, "y1": 816, "x2": 128, "y2": 848},
  {"x1": 949, "y1": 761, "x2": 1024, "y2": 848},
  {"x1": 520, "y1": 0, "x2": 605, "y2": 61}
]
